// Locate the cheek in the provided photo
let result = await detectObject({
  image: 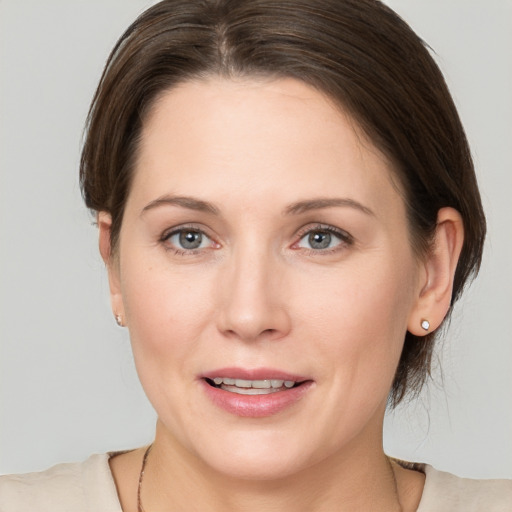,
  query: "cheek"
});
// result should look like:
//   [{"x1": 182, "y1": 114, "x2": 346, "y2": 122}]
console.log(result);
[
  {"x1": 297, "y1": 253, "x2": 417, "y2": 392},
  {"x1": 119, "y1": 258, "x2": 219, "y2": 432},
  {"x1": 120, "y1": 255, "x2": 215, "y2": 370},
  {"x1": 297, "y1": 265, "x2": 416, "y2": 452}
]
